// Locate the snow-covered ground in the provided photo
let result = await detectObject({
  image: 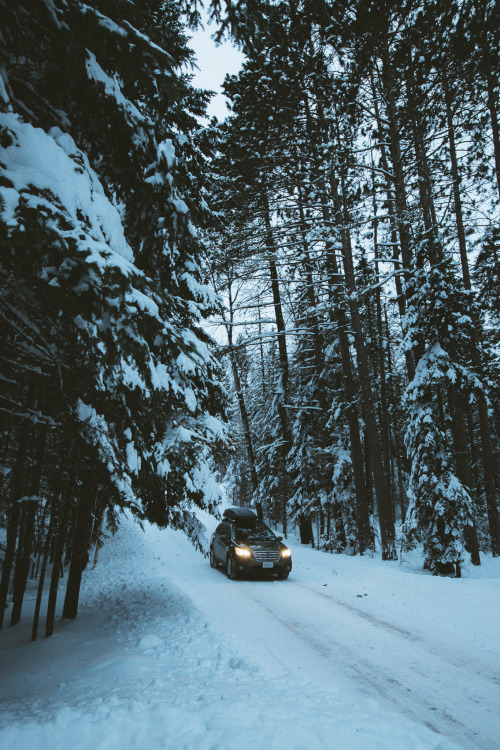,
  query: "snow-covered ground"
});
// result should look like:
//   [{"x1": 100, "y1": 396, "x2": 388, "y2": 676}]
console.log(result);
[{"x1": 1, "y1": 514, "x2": 499, "y2": 750}]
